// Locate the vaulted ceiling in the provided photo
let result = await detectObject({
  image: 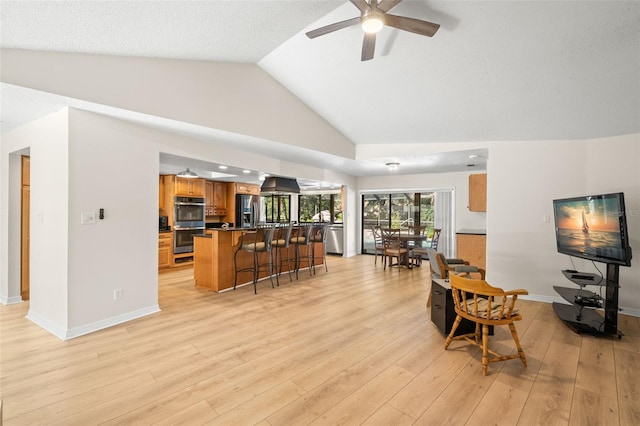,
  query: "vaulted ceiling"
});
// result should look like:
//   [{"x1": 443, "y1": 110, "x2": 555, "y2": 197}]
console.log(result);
[{"x1": 2, "y1": 1, "x2": 639, "y2": 179}]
